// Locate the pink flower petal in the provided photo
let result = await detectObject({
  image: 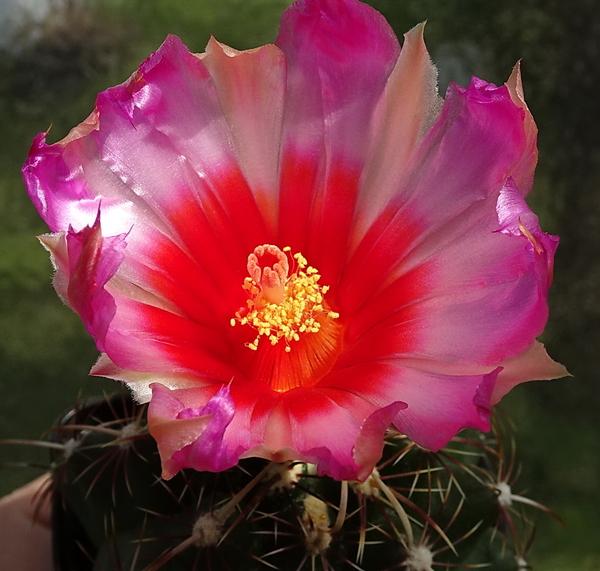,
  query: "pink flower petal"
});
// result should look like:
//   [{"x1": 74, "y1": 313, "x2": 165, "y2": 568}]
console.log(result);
[
  {"x1": 342, "y1": 179, "x2": 558, "y2": 376},
  {"x1": 202, "y1": 39, "x2": 286, "y2": 226},
  {"x1": 325, "y1": 361, "x2": 497, "y2": 451},
  {"x1": 276, "y1": 0, "x2": 400, "y2": 282},
  {"x1": 496, "y1": 177, "x2": 558, "y2": 286},
  {"x1": 148, "y1": 383, "x2": 237, "y2": 479},
  {"x1": 276, "y1": 0, "x2": 399, "y2": 162},
  {"x1": 23, "y1": 120, "x2": 147, "y2": 238},
  {"x1": 237, "y1": 385, "x2": 406, "y2": 481},
  {"x1": 492, "y1": 341, "x2": 570, "y2": 404},
  {"x1": 505, "y1": 62, "x2": 538, "y2": 194},
  {"x1": 342, "y1": 77, "x2": 534, "y2": 313},
  {"x1": 352, "y1": 401, "x2": 408, "y2": 480},
  {"x1": 24, "y1": 130, "x2": 99, "y2": 234},
  {"x1": 356, "y1": 23, "x2": 441, "y2": 242},
  {"x1": 40, "y1": 215, "x2": 126, "y2": 352}
]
